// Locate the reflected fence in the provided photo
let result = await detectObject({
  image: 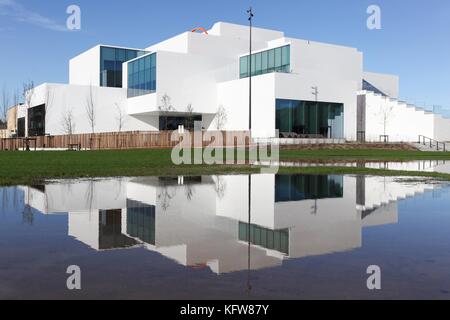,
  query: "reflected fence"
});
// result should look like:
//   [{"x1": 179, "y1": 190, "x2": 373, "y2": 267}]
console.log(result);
[{"x1": 0, "y1": 131, "x2": 252, "y2": 151}]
